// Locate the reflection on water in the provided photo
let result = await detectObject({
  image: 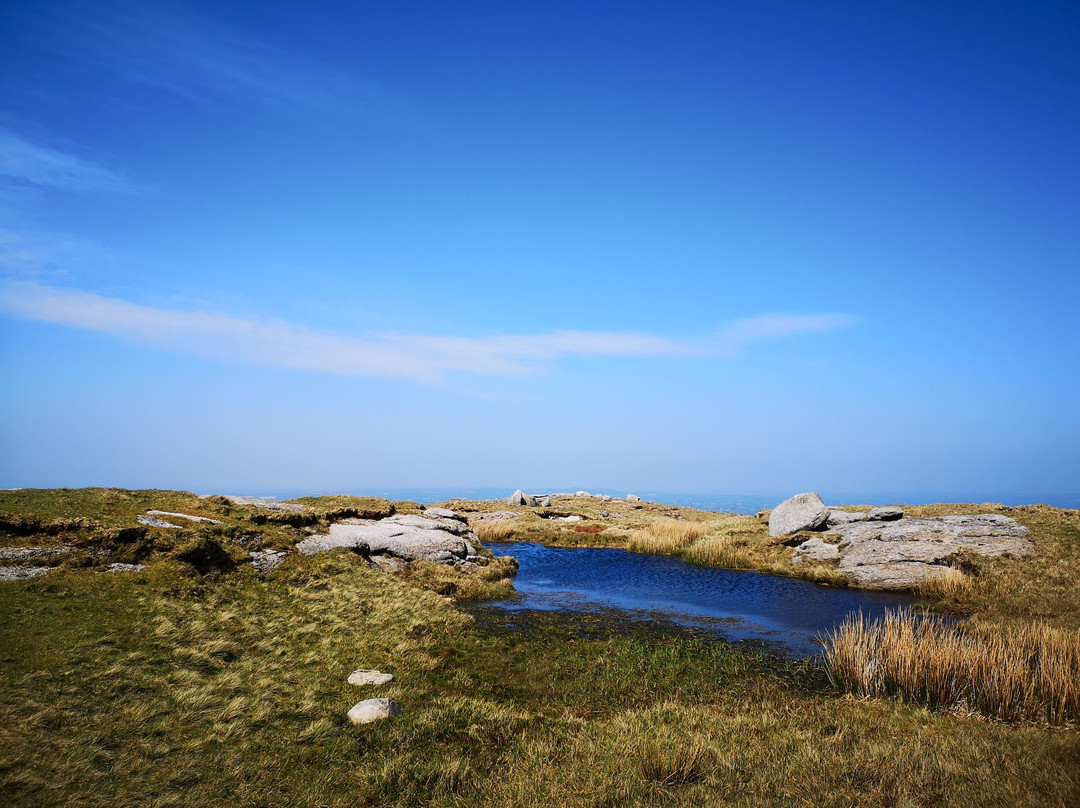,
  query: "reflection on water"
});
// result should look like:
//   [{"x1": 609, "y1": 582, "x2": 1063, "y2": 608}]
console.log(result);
[{"x1": 483, "y1": 541, "x2": 915, "y2": 656}]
